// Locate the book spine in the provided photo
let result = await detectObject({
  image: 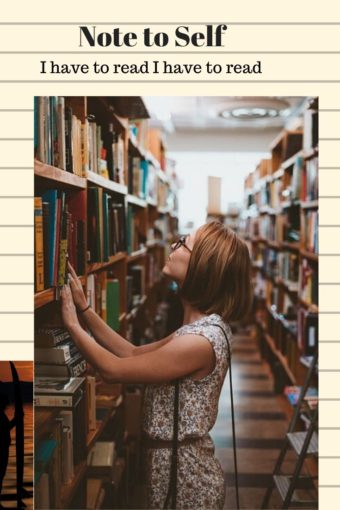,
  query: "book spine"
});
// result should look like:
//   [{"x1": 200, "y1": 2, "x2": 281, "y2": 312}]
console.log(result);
[
  {"x1": 35, "y1": 345, "x2": 71, "y2": 364},
  {"x1": 34, "y1": 394, "x2": 73, "y2": 407},
  {"x1": 35, "y1": 197, "x2": 45, "y2": 292}
]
